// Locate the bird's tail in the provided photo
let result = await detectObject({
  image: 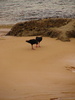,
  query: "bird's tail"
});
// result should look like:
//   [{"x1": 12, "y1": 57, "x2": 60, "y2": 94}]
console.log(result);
[{"x1": 26, "y1": 40, "x2": 29, "y2": 43}]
